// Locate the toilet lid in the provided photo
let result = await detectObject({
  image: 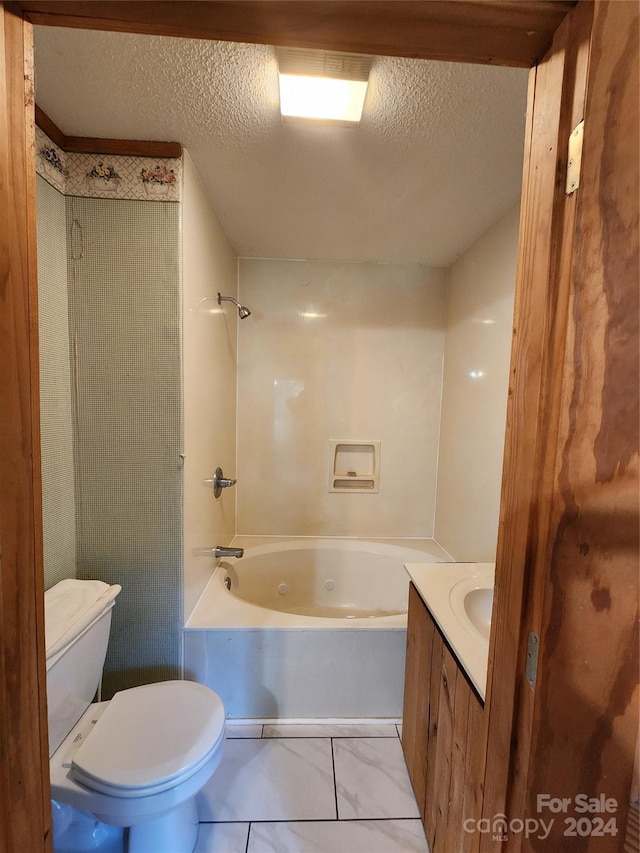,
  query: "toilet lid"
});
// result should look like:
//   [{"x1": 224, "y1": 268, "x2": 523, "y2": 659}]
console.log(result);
[{"x1": 71, "y1": 681, "x2": 225, "y2": 796}]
